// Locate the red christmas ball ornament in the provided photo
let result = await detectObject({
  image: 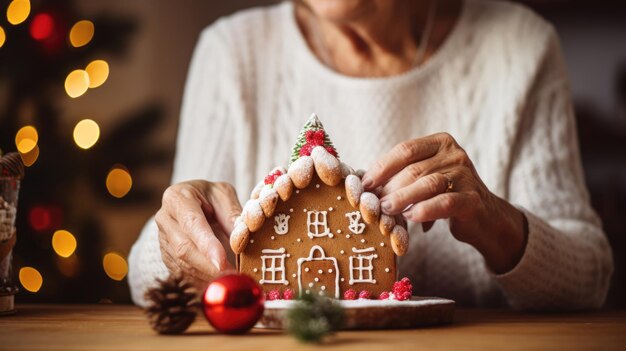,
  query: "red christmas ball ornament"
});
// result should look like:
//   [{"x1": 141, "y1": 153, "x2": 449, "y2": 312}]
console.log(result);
[{"x1": 202, "y1": 273, "x2": 265, "y2": 334}]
